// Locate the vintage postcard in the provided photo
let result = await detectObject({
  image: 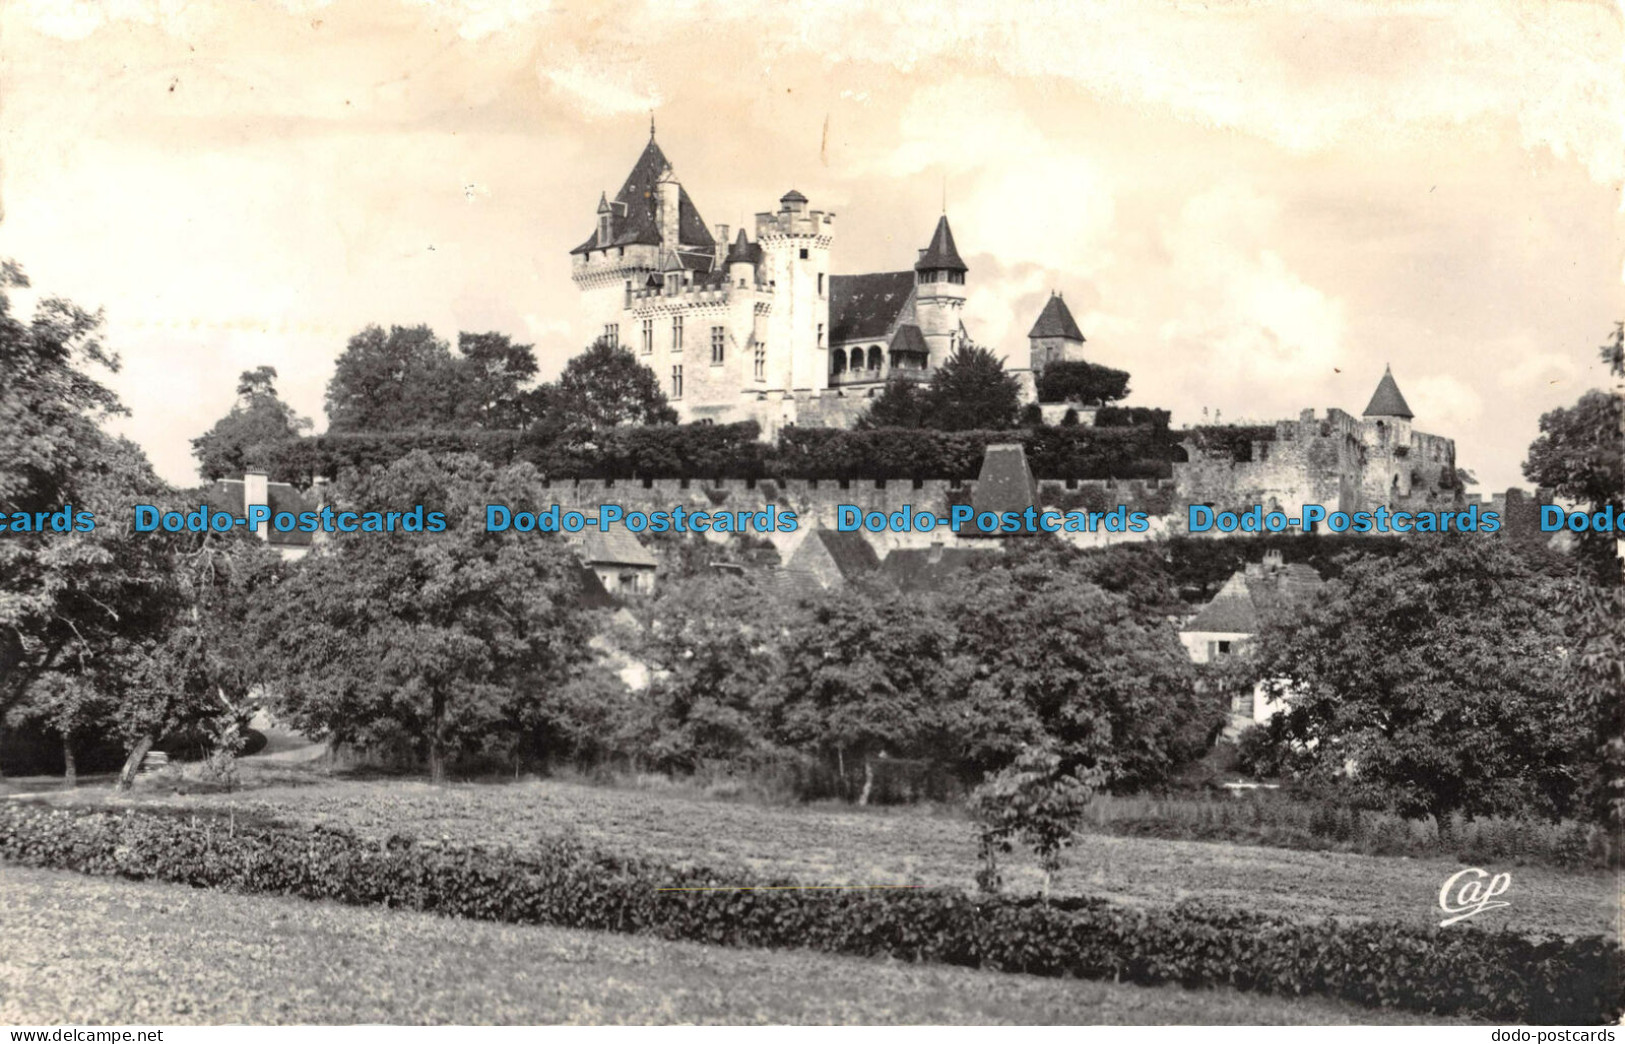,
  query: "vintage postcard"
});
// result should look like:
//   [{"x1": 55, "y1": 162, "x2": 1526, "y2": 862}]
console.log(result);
[{"x1": 0, "y1": 0, "x2": 1621, "y2": 1032}]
